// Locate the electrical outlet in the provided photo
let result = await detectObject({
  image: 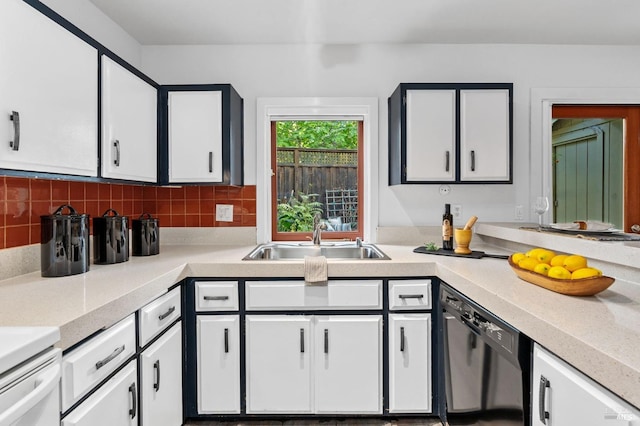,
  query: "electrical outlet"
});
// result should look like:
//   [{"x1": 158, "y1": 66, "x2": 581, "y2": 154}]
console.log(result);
[
  {"x1": 515, "y1": 205, "x2": 524, "y2": 221},
  {"x1": 439, "y1": 185, "x2": 451, "y2": 196},
  {"x1": 452, "y1": 204, "x2": 462, "y2": 219},
  {"x1": 216, "y1": 204, "x2": 234, "y2": 222}
]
